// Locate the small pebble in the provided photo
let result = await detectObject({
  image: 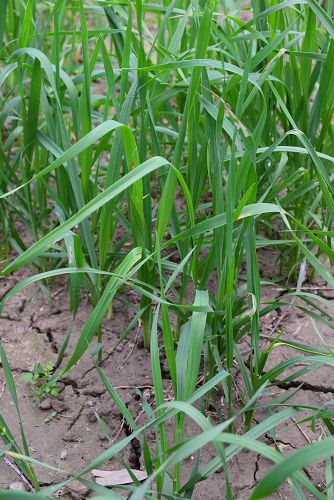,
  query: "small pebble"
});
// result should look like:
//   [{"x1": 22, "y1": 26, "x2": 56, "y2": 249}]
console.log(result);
[
  {"x1": 60, "y1": 450, "x2": 67, "y2": 460},
  {"x1": 9, "y1": 482, "x2": 25, "y2": 491}
]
